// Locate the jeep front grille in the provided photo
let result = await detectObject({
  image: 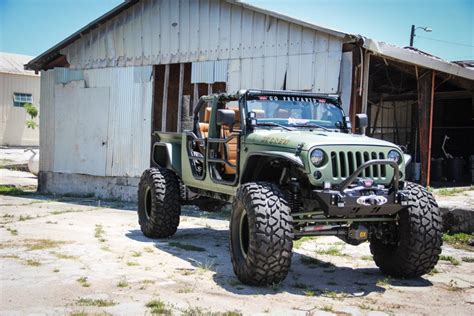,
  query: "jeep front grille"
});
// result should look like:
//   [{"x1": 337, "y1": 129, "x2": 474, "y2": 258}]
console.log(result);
[{"x1": 330, "y1": 151, "x2": 387, "y2": 179}]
